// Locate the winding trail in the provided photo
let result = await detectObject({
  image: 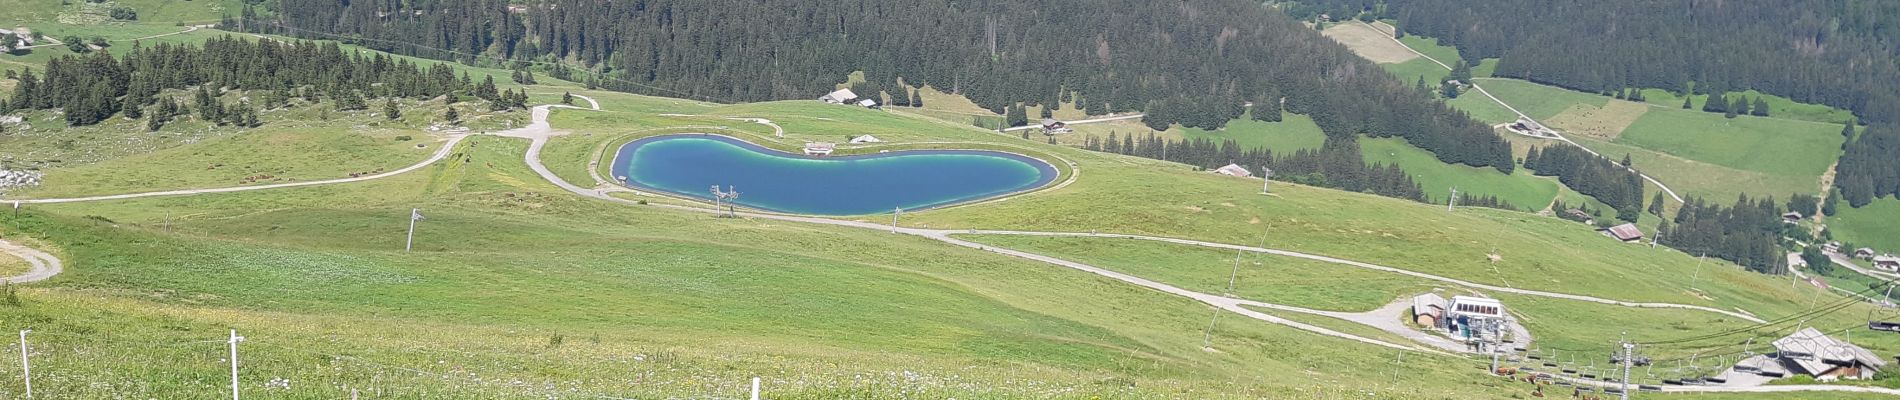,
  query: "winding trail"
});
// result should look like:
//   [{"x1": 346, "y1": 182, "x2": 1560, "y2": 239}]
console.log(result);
[
  {"x1": 1360, "y1": 21, "x2": 1685, "y2": 203},
  {"x1": 4, "y1": 134, "x2": 468, "y2": 204},
  {"x1": 0, "y1": 238, "x2": 60, "y2": 284},
  {"x1": 18, "y1": 25, "x2": 204, "y2": 50},
  {"x1": 1000, "y1": 113, "x2": 1145, "y2": 132},
  {"x1": 959, "y1": 230, "x2": 1765, "y2": 323}
]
